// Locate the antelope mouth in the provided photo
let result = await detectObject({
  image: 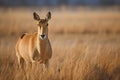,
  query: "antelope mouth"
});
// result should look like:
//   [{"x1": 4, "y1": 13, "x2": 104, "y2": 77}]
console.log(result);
[{"x1": 40, "y1": 34, "x2": 46, "y2": 40}]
